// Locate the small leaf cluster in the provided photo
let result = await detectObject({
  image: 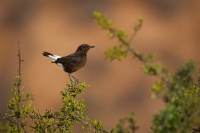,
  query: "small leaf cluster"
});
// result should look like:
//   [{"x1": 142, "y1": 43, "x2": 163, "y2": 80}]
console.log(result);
[{"x1": 111, "y1": 113, "x2": 138, "y2": 133}]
